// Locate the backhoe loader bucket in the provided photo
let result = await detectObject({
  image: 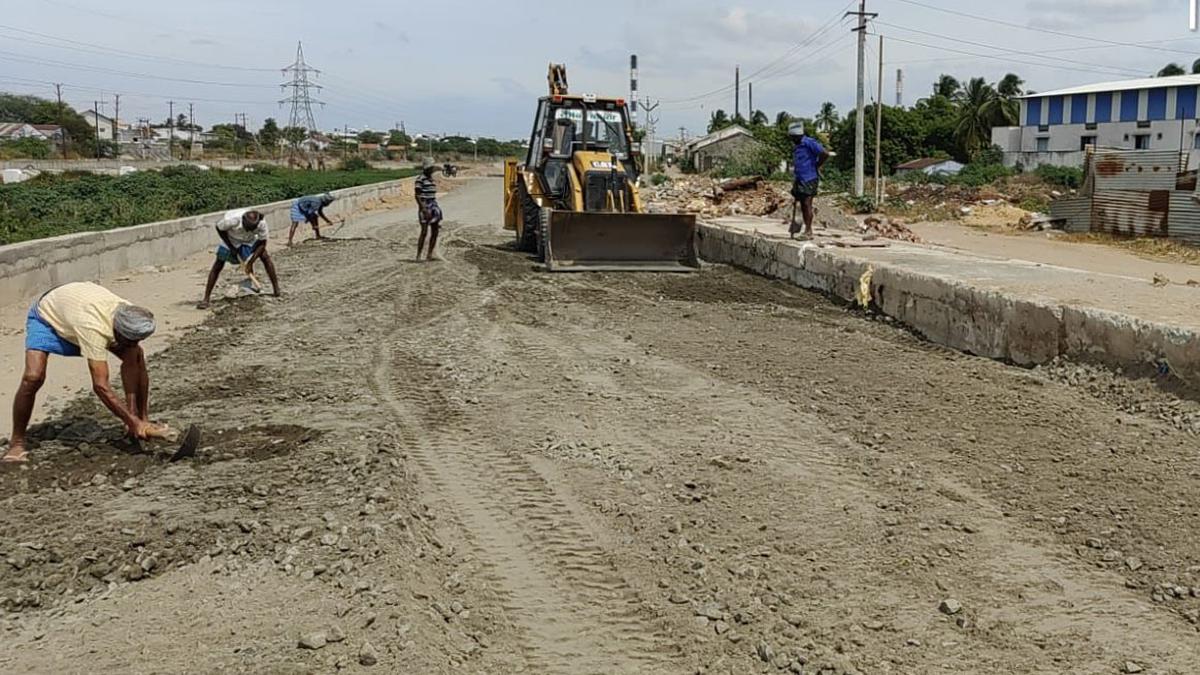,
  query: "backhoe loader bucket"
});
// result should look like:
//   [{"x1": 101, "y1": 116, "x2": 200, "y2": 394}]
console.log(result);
[{"x1": 543, "y1": 211, "x2": 700, "y2": 272}]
